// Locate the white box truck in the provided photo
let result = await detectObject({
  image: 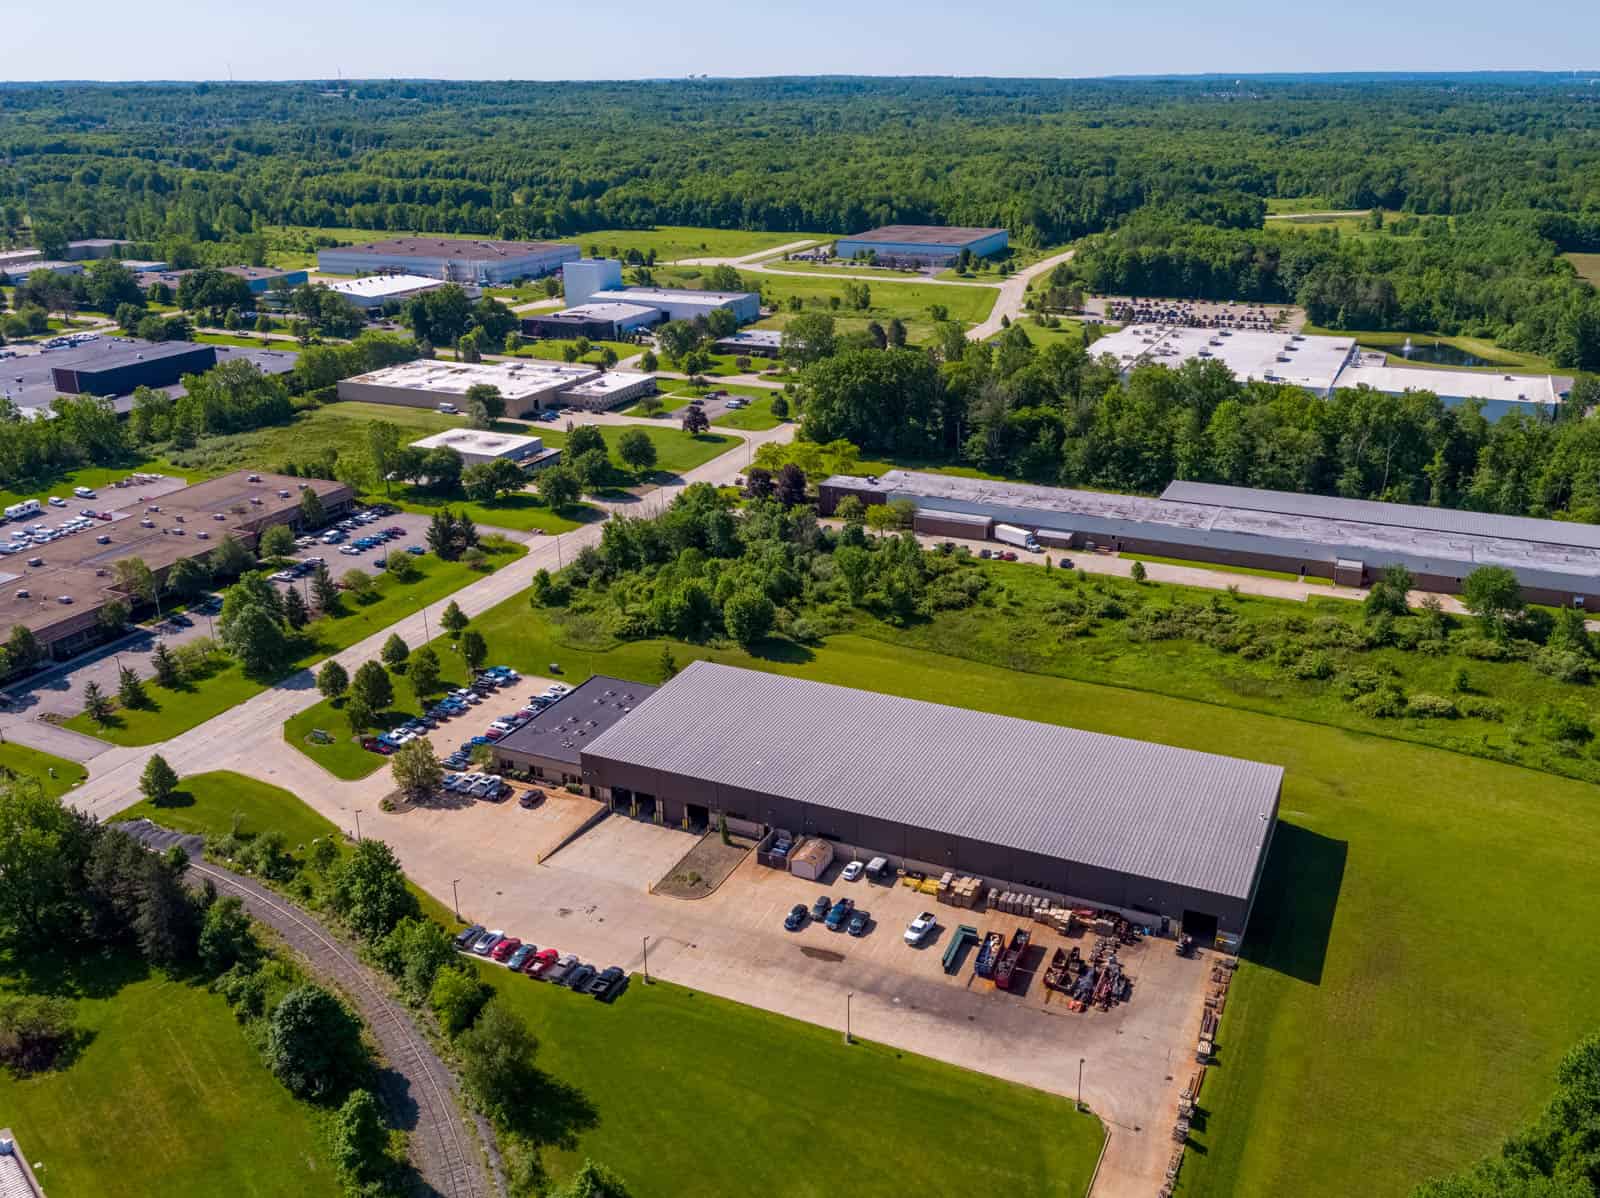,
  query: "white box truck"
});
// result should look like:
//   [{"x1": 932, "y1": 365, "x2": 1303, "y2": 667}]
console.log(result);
[{"x1": 994, "y1": 523, "x2": 1041, "y2": 553}]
